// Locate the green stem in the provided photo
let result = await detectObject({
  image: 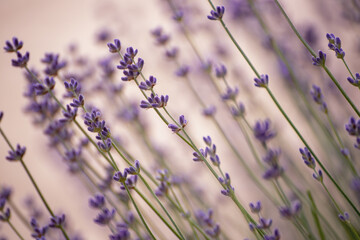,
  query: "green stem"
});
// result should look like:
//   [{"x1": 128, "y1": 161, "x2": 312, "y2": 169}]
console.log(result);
[
  {"x1": 264, "y1": 87, "x2": 360, "y2": 217},
  {"x1": 124, "y1": 185, "x2": 156, "y2": 240},
  {"x1": 273, "y1": 0, "x2": 360, "y2": 117},
  {"x1": 342, "y1": 58, "x2": 355, "y2": 80},
  {"x1": 7, "y1": 219, "x2": 25, "y2": 240},
  {"x1": 307, "y1": 191, "x2": 326, "y2": 240},
  {"x1": 0, "y1": 128, "x2": 70, "y2": 240}
]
